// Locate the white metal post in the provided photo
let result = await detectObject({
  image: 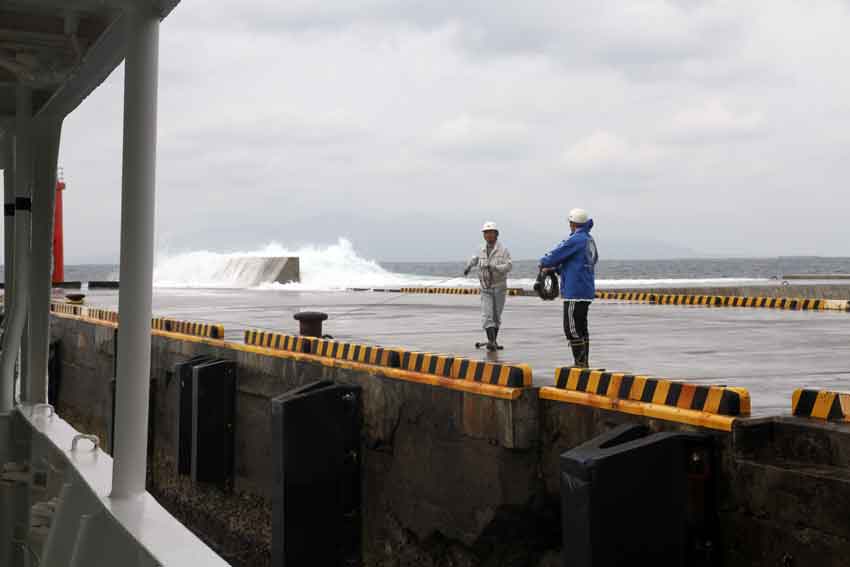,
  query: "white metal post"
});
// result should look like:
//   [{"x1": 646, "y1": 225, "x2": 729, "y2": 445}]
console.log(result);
[
  {"x1": 25, "y1": 122, "x2": 62, "y2": 404},
  {"x1": 0, "y1": 126, "x2": 12, "y2": 515},
  {"x1": 111, "y1": 7, "x2": 160, "y2": 498},
  {"x1": 0, "y1": 87, "x2": 32, "y2": 413},
  {"x1": 2, "y1": 131, "x2": 14, "y2": 316}
]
